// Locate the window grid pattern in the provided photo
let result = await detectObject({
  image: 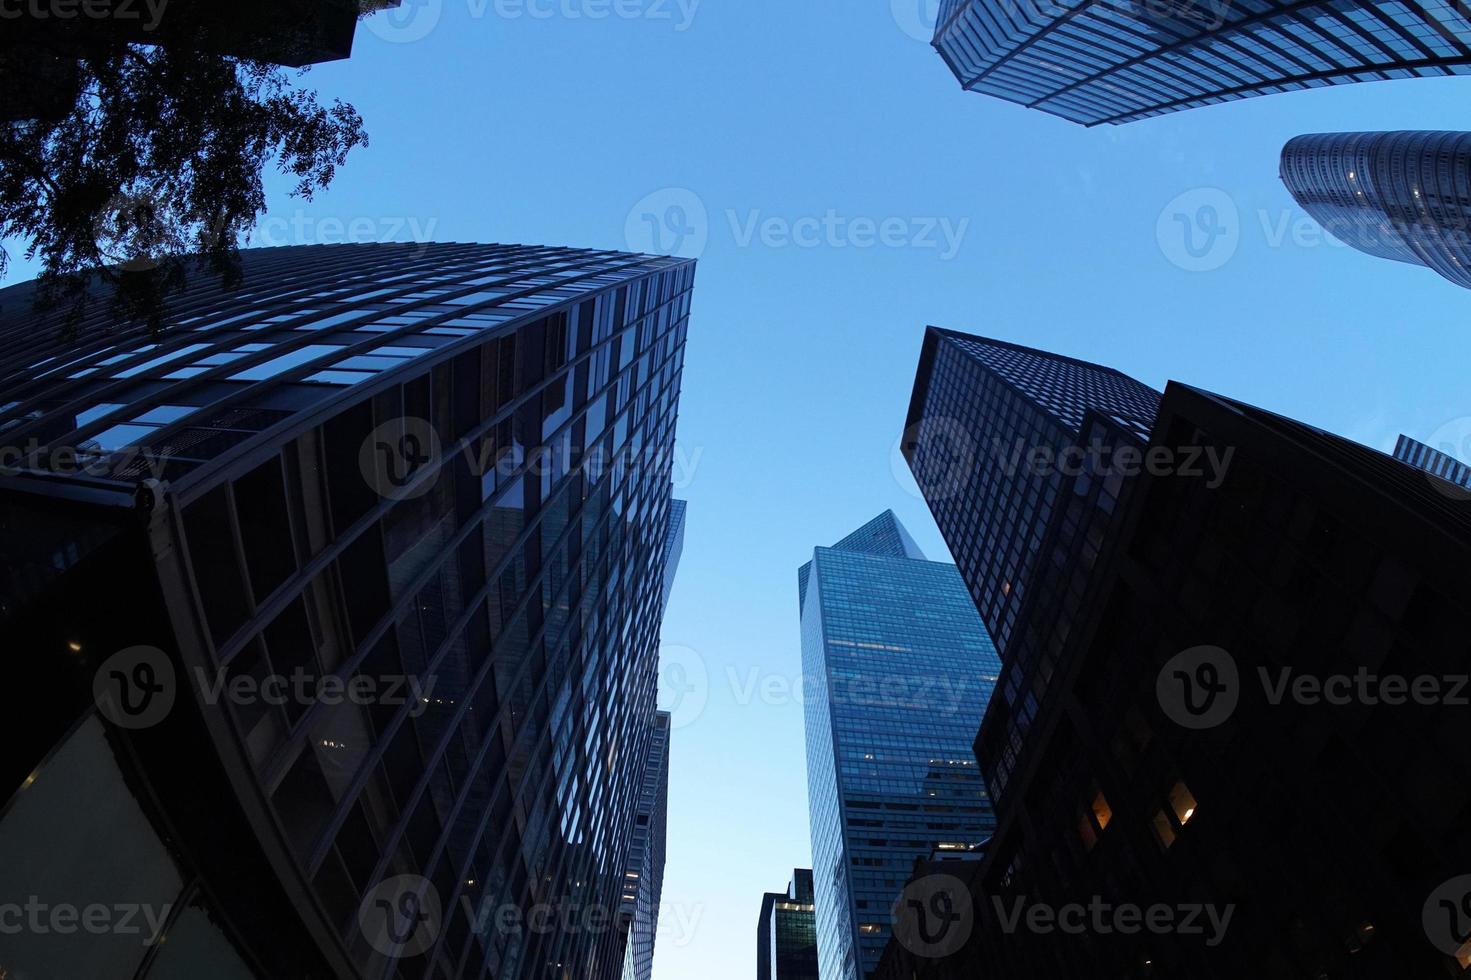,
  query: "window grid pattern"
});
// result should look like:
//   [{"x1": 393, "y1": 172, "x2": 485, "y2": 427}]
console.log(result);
[
  {"x1": 0, "y1": 243, "x2": 698, "y2": 980},
  {"x1": 1281, "y1": 130, "x2": 1471, "y2": 289},
  {"x1": 799, "y1": 512, "x2": 1000, "y2": 980},
  {"x1": 933, "y1": 0, "x2": 1471, "y2": 125}
]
